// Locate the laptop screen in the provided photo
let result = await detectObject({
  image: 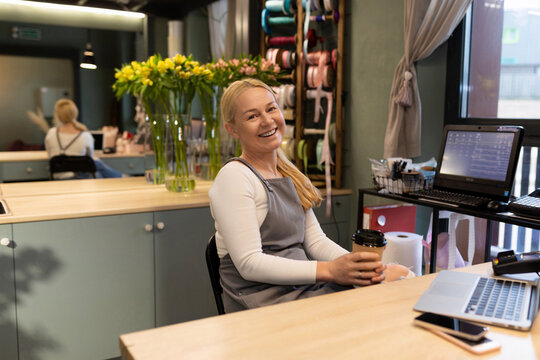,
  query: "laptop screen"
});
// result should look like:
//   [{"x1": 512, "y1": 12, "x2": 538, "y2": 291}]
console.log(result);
[
  {"x1": 435, "y1": 125, "x2": 524, "y2": 201},
  {"x1": 89, "y1": 131, "x2": 104, "y2": 151}
]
